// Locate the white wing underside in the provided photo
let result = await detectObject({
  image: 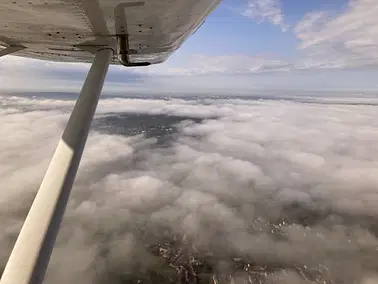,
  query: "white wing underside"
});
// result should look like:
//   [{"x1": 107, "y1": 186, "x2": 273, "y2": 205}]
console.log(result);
[{"x1": 0, "y1": 0, "x2": 219, "y2": 65}]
